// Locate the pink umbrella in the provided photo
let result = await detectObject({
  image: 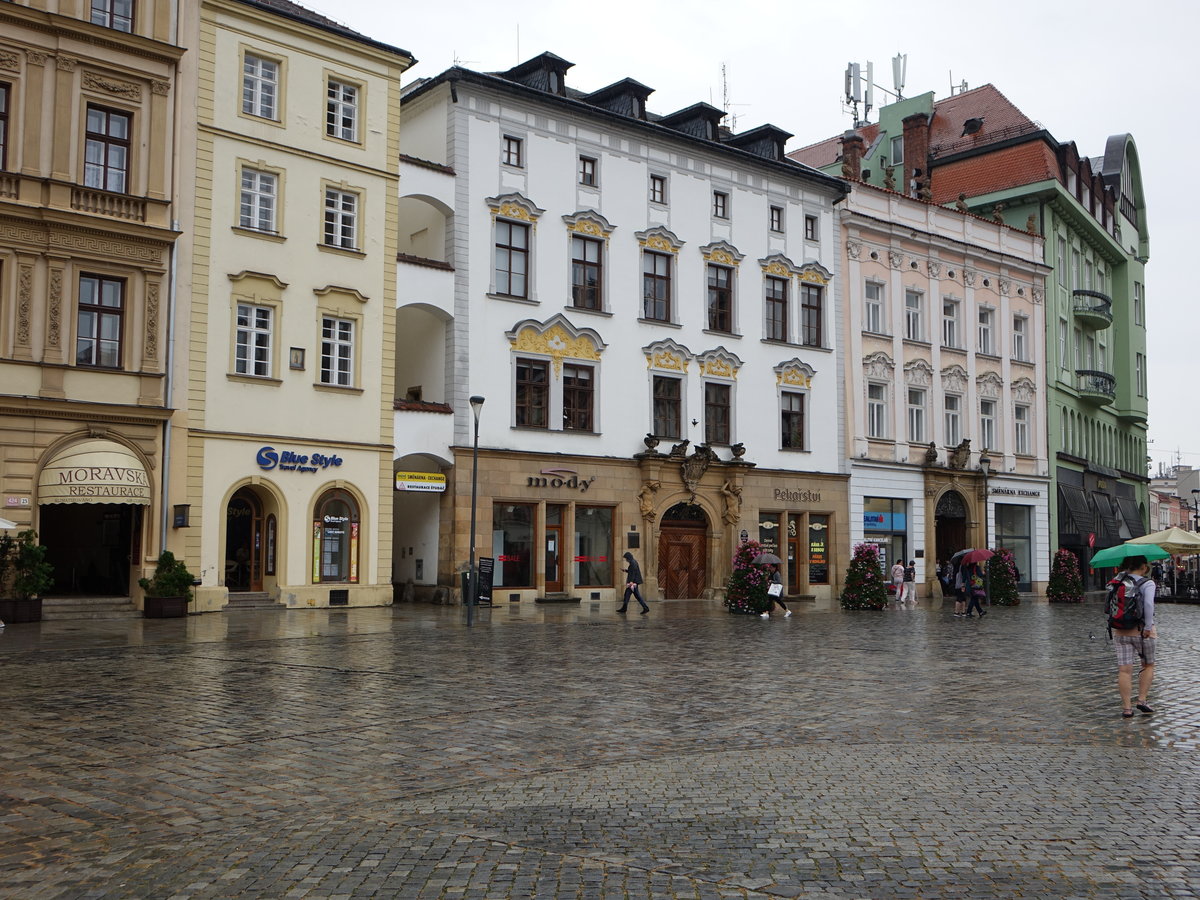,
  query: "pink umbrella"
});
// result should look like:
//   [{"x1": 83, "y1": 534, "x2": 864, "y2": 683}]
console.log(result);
[{"x1": 961, "y1": 548, "x2": 994, "y2": 564}]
